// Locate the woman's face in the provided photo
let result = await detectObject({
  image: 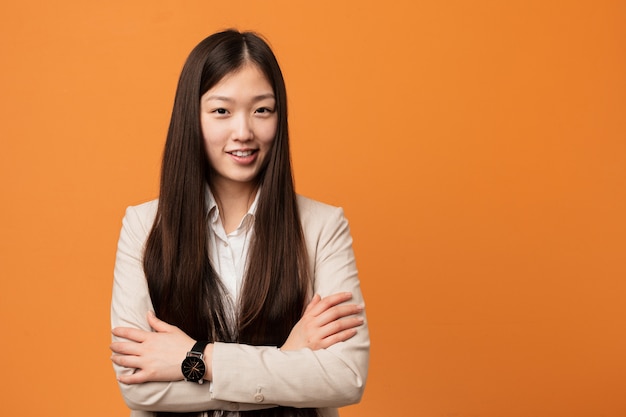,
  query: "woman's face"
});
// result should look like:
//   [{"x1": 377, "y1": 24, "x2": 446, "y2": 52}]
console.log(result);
[{"x1": 200, "y1": 63, "x2": 278, "y2": 193}]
